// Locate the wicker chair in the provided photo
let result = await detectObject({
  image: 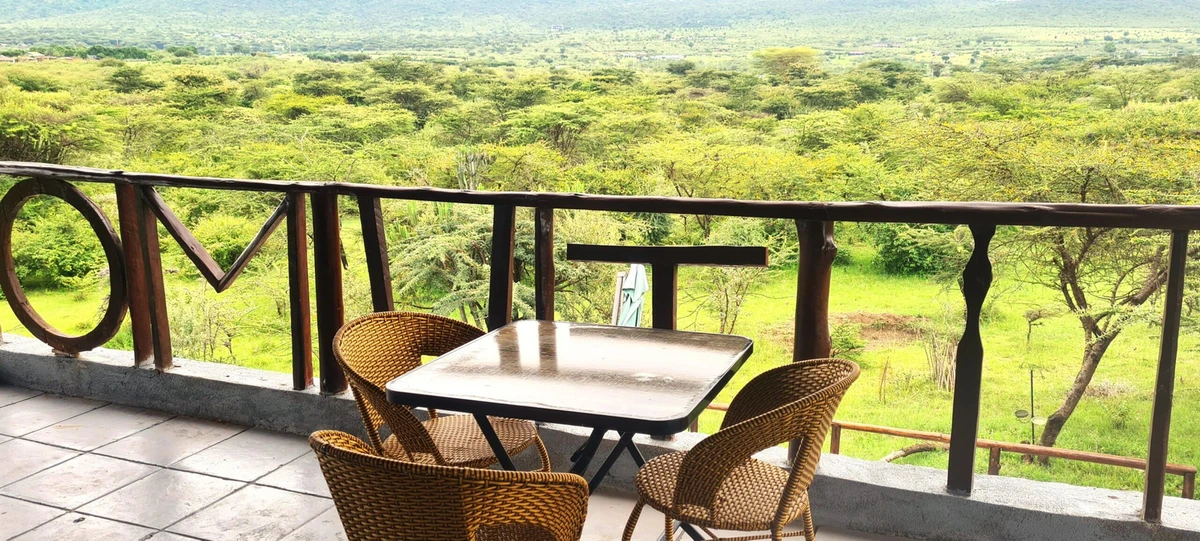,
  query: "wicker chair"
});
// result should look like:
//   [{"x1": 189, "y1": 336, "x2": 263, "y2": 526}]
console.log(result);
[
  {"x1": 311, "y1": 430, "x2": 589, "y2": 541},
  {"x1": 622, "y1": 359, "x2": 859, "y2": 541},
  {"x1": 334, "y1": 311, "x2": 550, "y2": 470}
]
